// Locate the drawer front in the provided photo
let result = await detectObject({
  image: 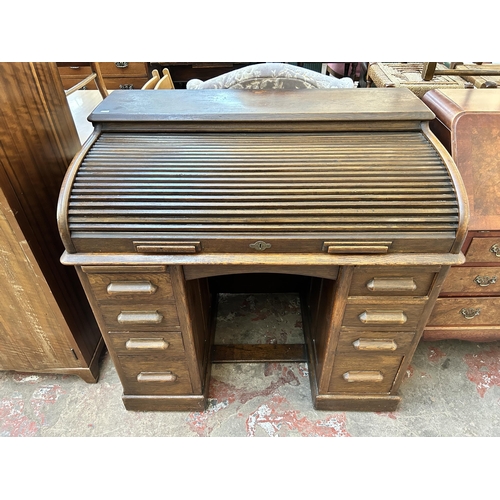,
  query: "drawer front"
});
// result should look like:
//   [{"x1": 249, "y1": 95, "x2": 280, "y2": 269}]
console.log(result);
[
  {"x1": 86, "y1": 272, "x2": 175, "y2": 304},
  {"x1": 427, "y1": 297, "x2": 500, "y2": 327},
  {"x1": 117, "y1": 356, "x2": 193, "y2": 395},
  {"x1": 99, "y1": 304, "x2": 180, "y2": 330},
  {"x1": 328, "y1": 353, "x2": 404, "y2": 394},
  {"x1": 441, "y1": 267, "x2": 500, "y2": 294},
  {"x1": 466, "y1": 237, "x2": 500, "y2": 263},
  {"x1": 99, "y1": 62, "x2": 148, "y2": 77},
  {"x1": 342, "y1": 299, "x2": 426, "y2": 330},
  {"x1": 103, "y1": 77, "x2": 149, "y2": 90},
  {"x1": 107, "y1": 330, "x2": 185, "y2": 357},
  {"x1": 349, "y1": 266, "x2": 438, "y2": 297},
  {"x1": 58, "y1": 65, "x2": 92, "y2": 77},
  {"x1": 336, "y1": 330, "x2": 415, "y2": 355}
]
